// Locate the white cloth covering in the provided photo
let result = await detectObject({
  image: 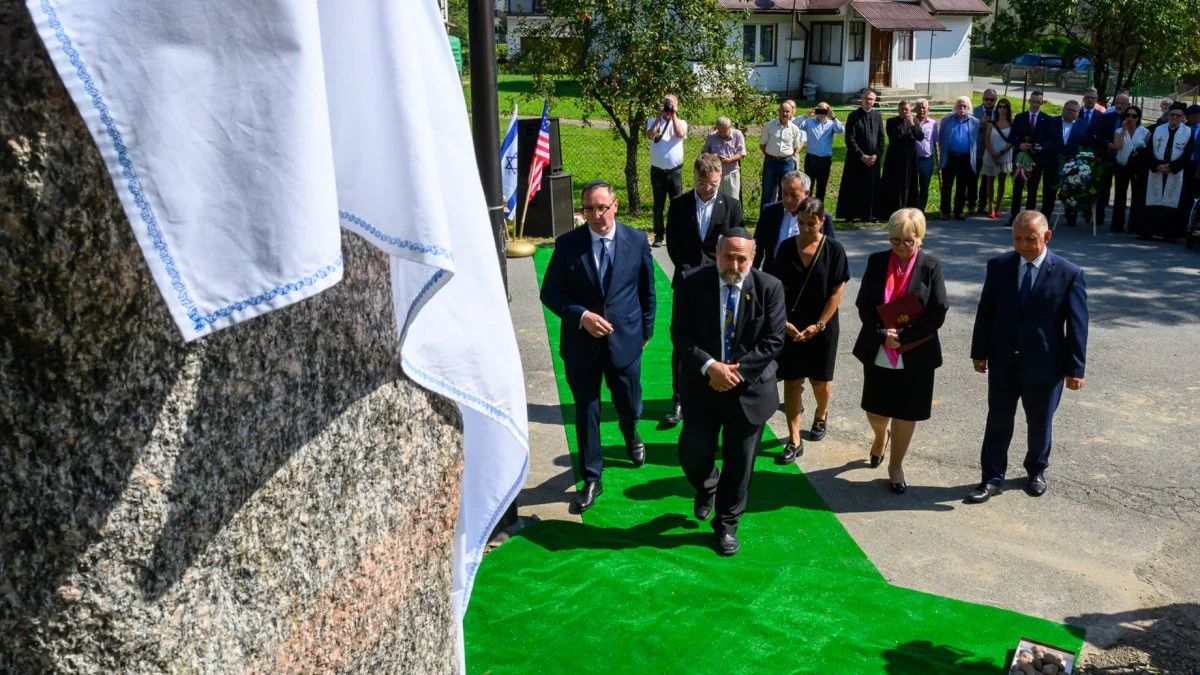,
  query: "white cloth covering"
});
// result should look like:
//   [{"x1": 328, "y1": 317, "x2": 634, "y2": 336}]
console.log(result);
[{"x1": 27, "y1": 1, "x2": 529, "y2": 670}]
